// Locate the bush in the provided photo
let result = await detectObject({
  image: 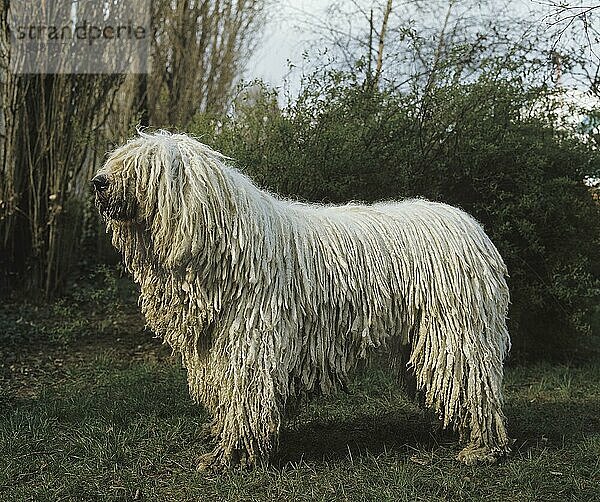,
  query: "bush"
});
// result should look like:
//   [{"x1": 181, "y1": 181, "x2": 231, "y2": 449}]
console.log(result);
[{"x1": 191, "y1": 70, "x2": 600, "y2": 359}]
